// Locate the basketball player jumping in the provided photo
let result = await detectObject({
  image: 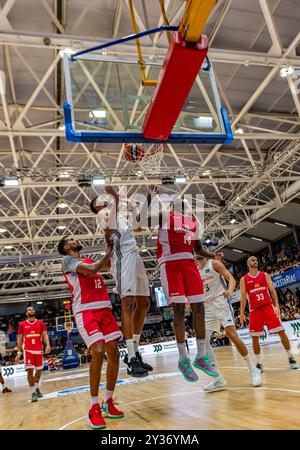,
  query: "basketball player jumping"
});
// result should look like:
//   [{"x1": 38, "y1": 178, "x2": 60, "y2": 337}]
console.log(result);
[
  {"x1": 196, "y1": 255, "x2": 261, "y2": 392},
  {"x1": 147, "y1": 185, "x2": 222, "y2": 382},
  {"x1": 58, "y1": 236, "x2": 124, "y2": 429},
  {"x1": 15, "y1": 306, "x2": 51, "y2": 402},
  {"x1": 240, "y1": 255, "x2": 299, "y2": 371},
  {"x1": 90, "y1": 185, "x2": 152, "y2": 378}
]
